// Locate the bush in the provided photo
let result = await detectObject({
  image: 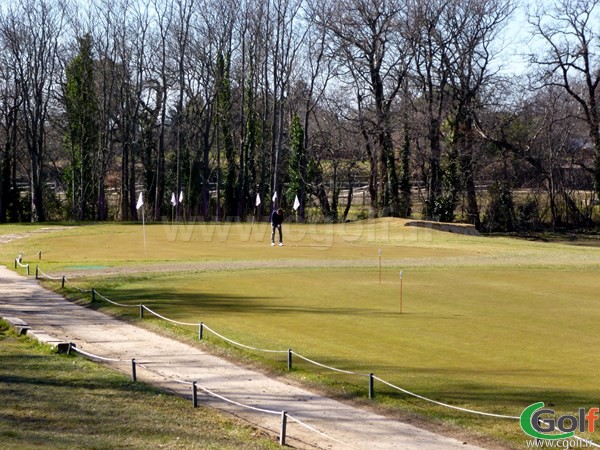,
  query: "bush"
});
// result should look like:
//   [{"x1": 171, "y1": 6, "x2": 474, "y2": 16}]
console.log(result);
[{"x1": 482, "y1": 182, "x2": 515, "y2": 232}]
